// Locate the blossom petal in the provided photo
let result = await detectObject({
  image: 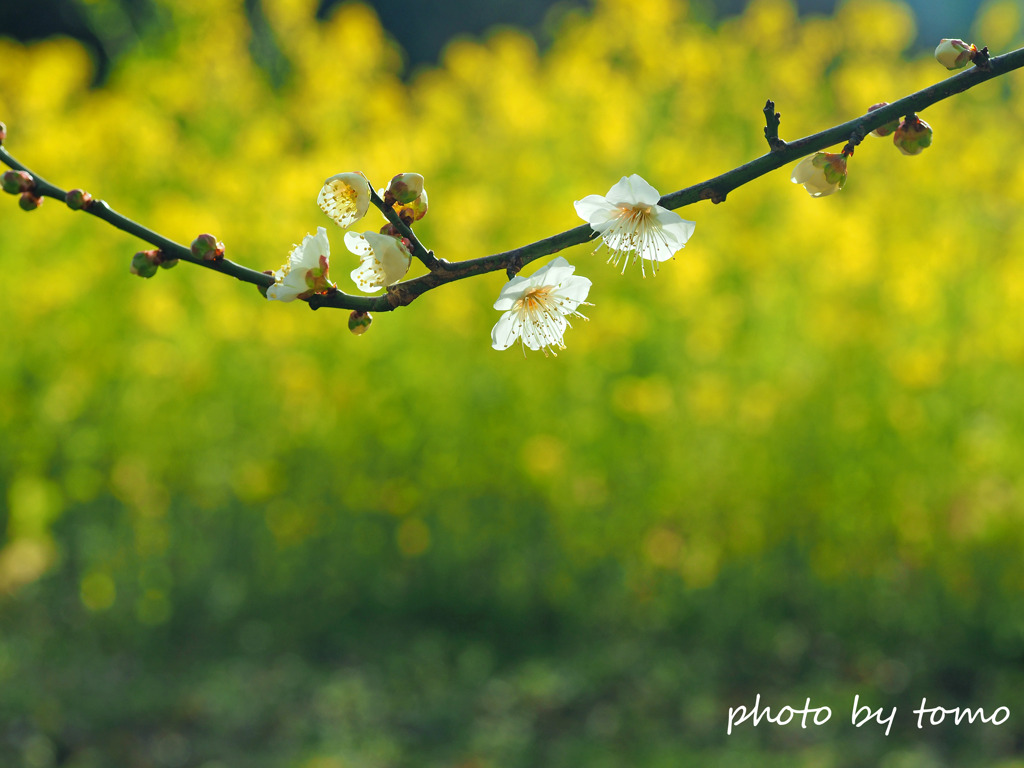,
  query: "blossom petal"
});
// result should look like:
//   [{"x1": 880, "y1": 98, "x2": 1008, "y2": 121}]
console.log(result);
[
  {"x1": 494, "y1": 275, "x2": 530, "y2": 310},
  {"x1": 605, "y1": 174, "x2": 661, "y2": 206},
  {"x1": 554, "y1": 274, "x2": 593, "y2": 307},
  {"x1": 491, "y1": 311, "x2": 520, "y2": 350},
  {"x1": 651, "y1": 208, "x2": 696, "y2": 255},
  {"x1": 574, "y1": 194, "x2": 619, "y2": 224}
]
